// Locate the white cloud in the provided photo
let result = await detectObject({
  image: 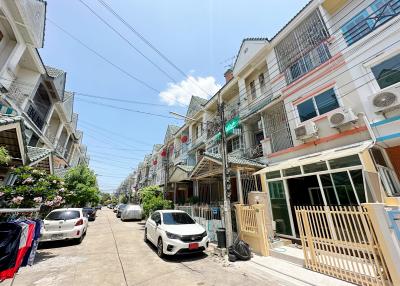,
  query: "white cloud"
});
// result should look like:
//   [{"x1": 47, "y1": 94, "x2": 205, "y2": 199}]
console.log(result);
[{"x1": 159, "y1": 75, "x2": 221, "y2": 106}]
